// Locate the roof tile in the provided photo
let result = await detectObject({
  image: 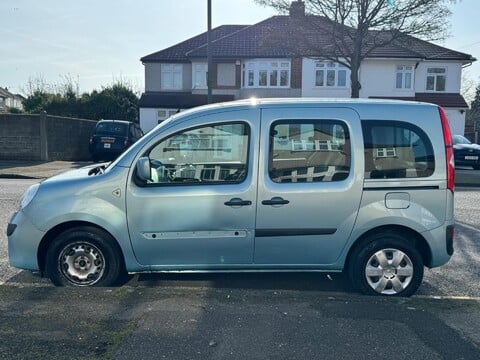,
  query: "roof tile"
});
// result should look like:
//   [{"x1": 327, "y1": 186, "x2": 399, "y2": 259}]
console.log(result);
[{"x1": 143, "y1": 15, "x2": 474, "y2": 63}]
